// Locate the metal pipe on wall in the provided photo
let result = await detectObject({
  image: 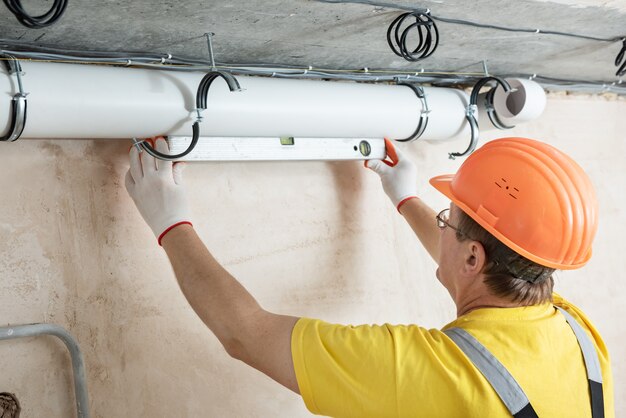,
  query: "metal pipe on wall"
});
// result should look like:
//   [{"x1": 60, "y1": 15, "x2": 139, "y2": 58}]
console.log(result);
[
  {"x1": 1, "y1": 61, "x2": 471, "y2": 142},
  {"x1": 0, "y1": 323, "x2": 90, "y2": 418}
]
